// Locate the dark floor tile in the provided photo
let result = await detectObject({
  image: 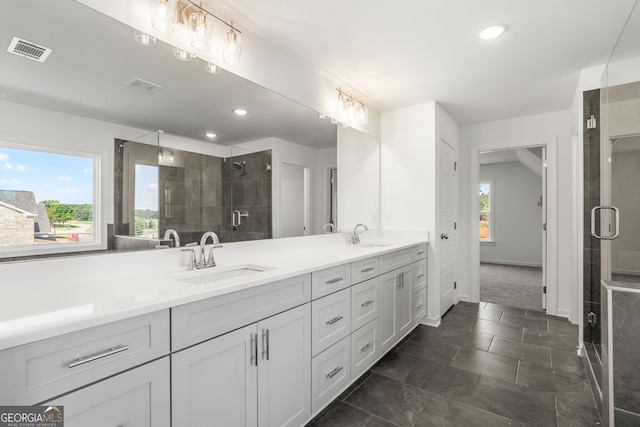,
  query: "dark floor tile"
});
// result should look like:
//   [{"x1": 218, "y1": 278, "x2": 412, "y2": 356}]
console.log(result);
[
  {"x1": 306, "y1": 400, "x2": 372, "y2": 427},
  {"x1": 365, "y1": 416, "x2": 398, "y2": 427},
  {"x1": 614, "y1": 408, "x2": 640, "y2": 426},
  {"x1": 403, "y1": 329, "x2": 444, "y2": 347},
  {"x1": 411, "y1": 325, "x2": 443, "y2": 340},
  {"x1": 516, "y1": 361, "x2": 596, "y2": 407},
  {"x1": 555, "y1": 396, "x2": 602, "y2": 426},
  {"x1": 440, "y1": 312, "x2": 477, "y2": 330},
  {"x1": 484, "y1": 303, "x2": 526, "y2": 315},
  {"x1": 500, "y1": 312, "x2": 548, "y2": 331},
  {"x1": 447, "y1": 303, "x2": 481, "y2": 318},
  {"x1": 338, "y1": 371, "x2": 372, "y2": 401},
  {"x1": 473, "y1": 319, "x2": 523, "y2": 341},
  {"x1": 345, "y1": 374, "x2": 429, "y2": 427},
  {"x1": 404, "y1": 358, "x2": 480, "y2": 404},
  {"x1": 477, "y1": 309, "x2": 503, "y2": 322},
  {"x1": 522, "y1": 328, "x2": 578, "y2": 351},
  {"x1": 548, "y1": 318, "x2": 579, "y2": 335},
  {"x1": 451, "y1": 347, "x2": 518, "y2": 383},
  {"x1": 396, "y1": 338, "x2": 460, "y2": 364},
  {"x1": 550, "y1": 348, "x2": 586, "y2": 377},
  {"x1": 440, "y1": 327, "x2": 494, "y2": 351},
  {"x1": 525, "y1": 309, "x2": 548, "y2": 319},
  {"x1": 414, "y1": 394, "x2": 510, "y2": 427},
  {"x1": 373, "y1": 351, "x2": 421, "y2": 382},
  {"x1": 488, "y1": 336, "x2": 551, "y2": 367},
  {"x1": 469, "y1": 376, "x2": 557, "y2": 426}
]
